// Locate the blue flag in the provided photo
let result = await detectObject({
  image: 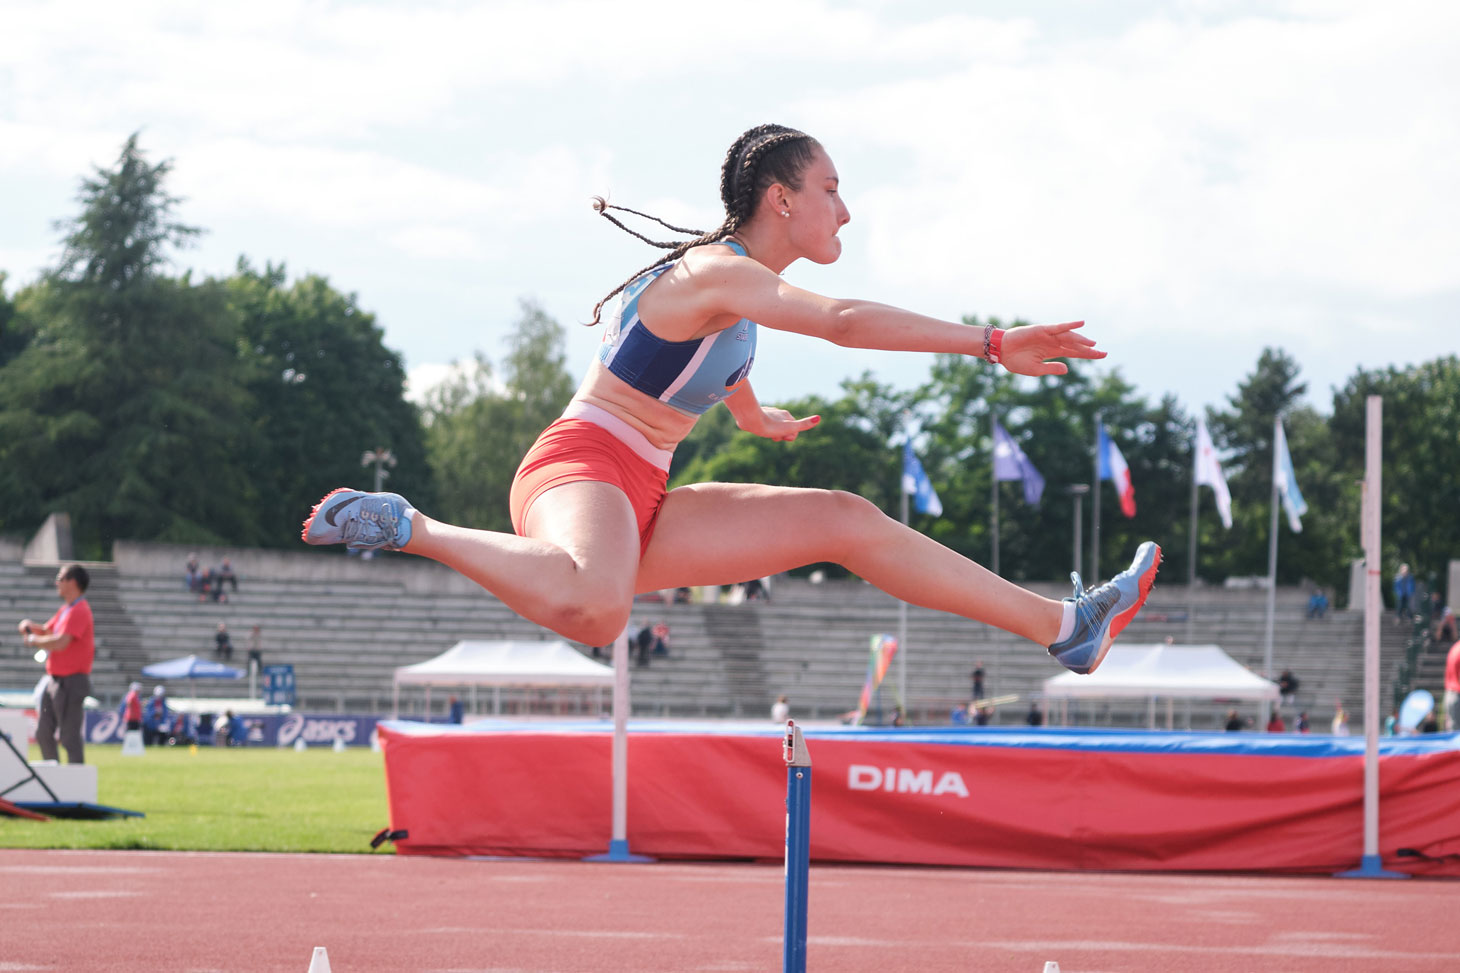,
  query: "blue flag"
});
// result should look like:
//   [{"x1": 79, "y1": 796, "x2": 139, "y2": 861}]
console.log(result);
[
  {"x1": 992, "y1": 418, "x2": 1045, "y2": 505},
  {"x1": 1273, "y1": 420, "x2": 1307, "y2": 532},
  {"x1": 901, "y1": 440, "x2": 943, "y2": 517}
]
